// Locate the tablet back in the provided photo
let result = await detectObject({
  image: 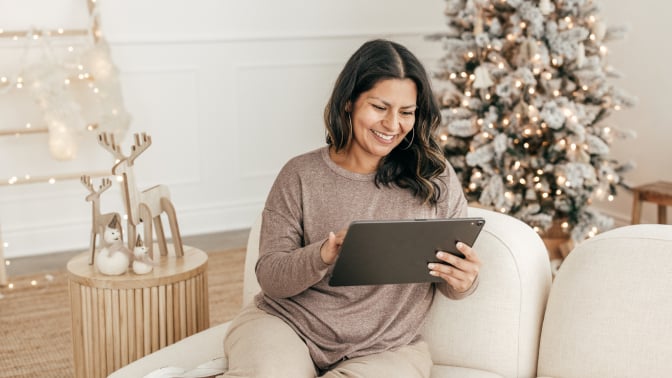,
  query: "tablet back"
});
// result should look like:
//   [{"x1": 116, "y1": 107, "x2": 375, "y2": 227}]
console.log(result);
[{"x1": 328, "y1": 217, "x2": 485, "y2": 286}]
